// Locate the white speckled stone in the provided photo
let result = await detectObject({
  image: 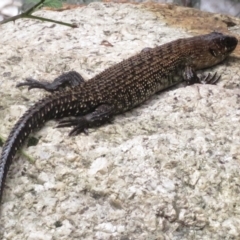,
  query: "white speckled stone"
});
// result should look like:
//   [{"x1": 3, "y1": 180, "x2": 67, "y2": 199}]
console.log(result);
[
  {"x1": 28, "y1": 232, "x2": 52, "y2": 240},
  {"x1": 88, "y1": 157, "x2": 109, "y2": 175}
]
